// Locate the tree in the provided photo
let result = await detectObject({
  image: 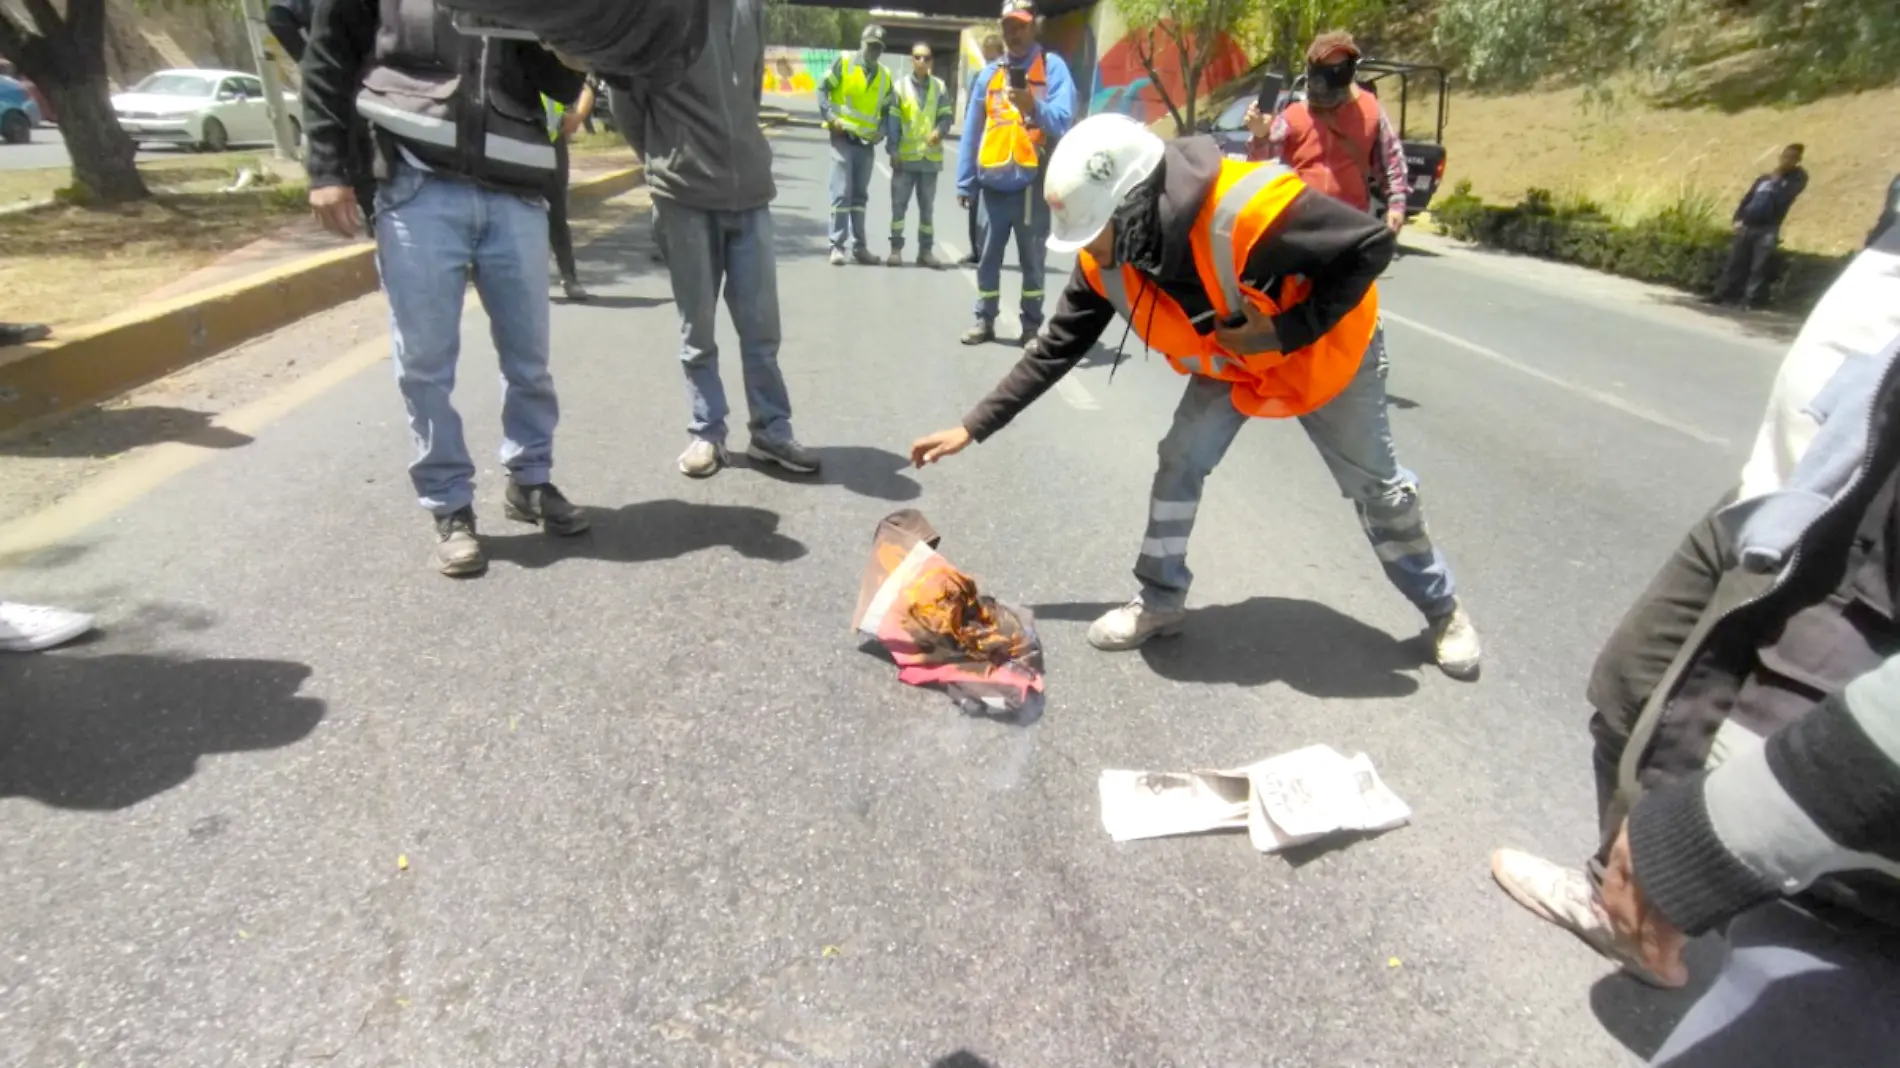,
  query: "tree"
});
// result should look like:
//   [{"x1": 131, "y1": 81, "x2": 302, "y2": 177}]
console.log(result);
[
  {"x1": 1118, "y1": 0, "x2": 1253, "y2": 132},
  {"x1": 763, "y1": 0, "x2": 866, "y2": 51},
  {"x1": 1254, "y1": 0, "x2": 1394, "y2": 77},
  {"x1": 0, "y1": 0, "x2": 149, "y2": 202}
]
